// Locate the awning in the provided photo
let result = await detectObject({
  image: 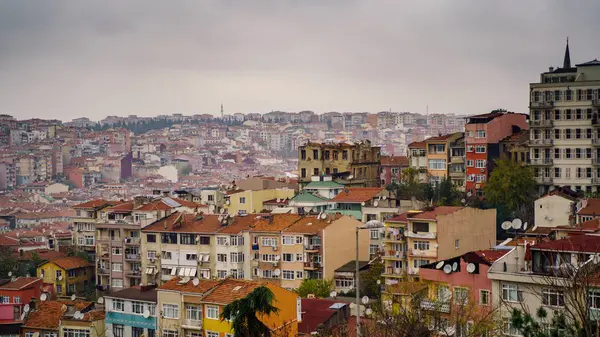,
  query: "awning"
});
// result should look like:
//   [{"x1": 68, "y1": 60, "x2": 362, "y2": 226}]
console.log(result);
[
  {"x1": 145, "y1": 267, "x2": 154, "y2": 275},
  {"x1": 202, "y1": 254, "x2": 210, "y2": 262},
  {"x1": 170, "y1": 268, "x2": 177, "y2": 276},
  {"x1": 178, "y1": 268, "x2": 186, "y2": 276}
]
